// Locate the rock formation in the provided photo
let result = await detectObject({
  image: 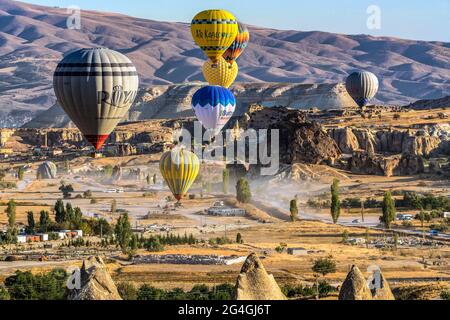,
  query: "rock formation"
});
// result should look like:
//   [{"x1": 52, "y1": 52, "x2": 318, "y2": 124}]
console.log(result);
[
  {"x1": 235, "y1": 253, "x2": 287, "y2": 300},
  {"x1": 36, "y1": 161, "x2": 57, "y2": 179},
  {"x1": 338, "y1": 265, "x2": 373, "y2": 300},
  {"x1": 68, "y1": 256, "x2": 122, "y2": 301},
  {"x1": 330, "y1": 126, "x2": 448, "y2": 157},
  {"x1": 348, "y1": 151, "x2": 425, "y2": 177},
  {"x1": 242, "y1": 107, "x2": 341, "y2": 166}
]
